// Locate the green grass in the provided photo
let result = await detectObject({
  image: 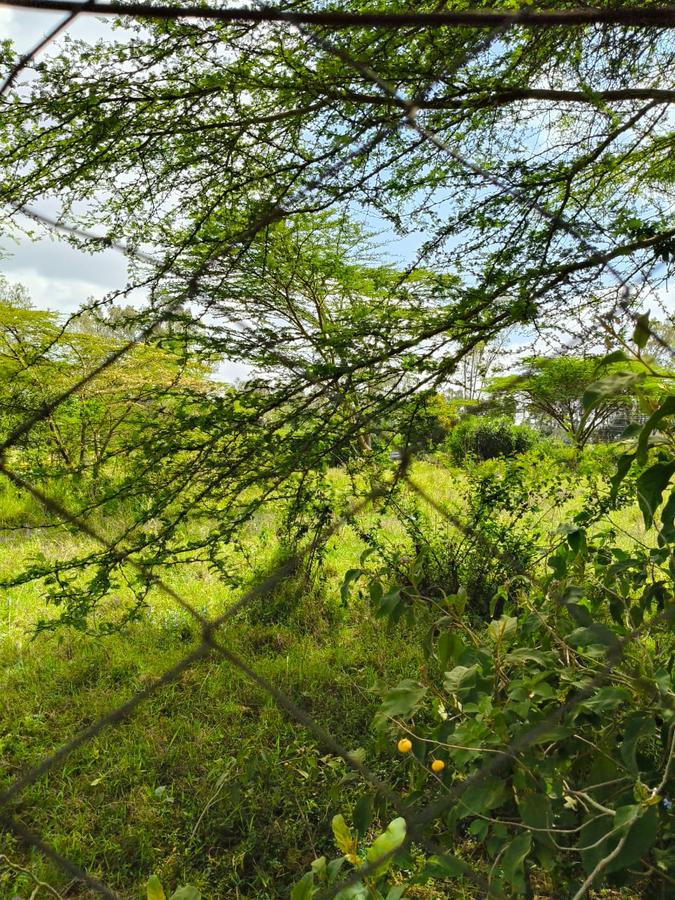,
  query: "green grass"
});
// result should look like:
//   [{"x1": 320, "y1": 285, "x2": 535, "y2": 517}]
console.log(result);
[
  {"x1": 0, "y1": 467, "x2": 443, "y2": 898},
  {"x1": 0, "y1": 456, "x2": 649, "y2": 898}
]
